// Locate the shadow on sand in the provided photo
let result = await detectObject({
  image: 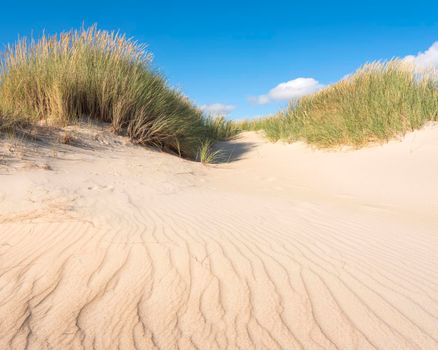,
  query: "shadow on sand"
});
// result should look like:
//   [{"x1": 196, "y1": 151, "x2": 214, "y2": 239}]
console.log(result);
[{"x1": 213, "y1": 139, "x2": 258, "y2": 163}]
